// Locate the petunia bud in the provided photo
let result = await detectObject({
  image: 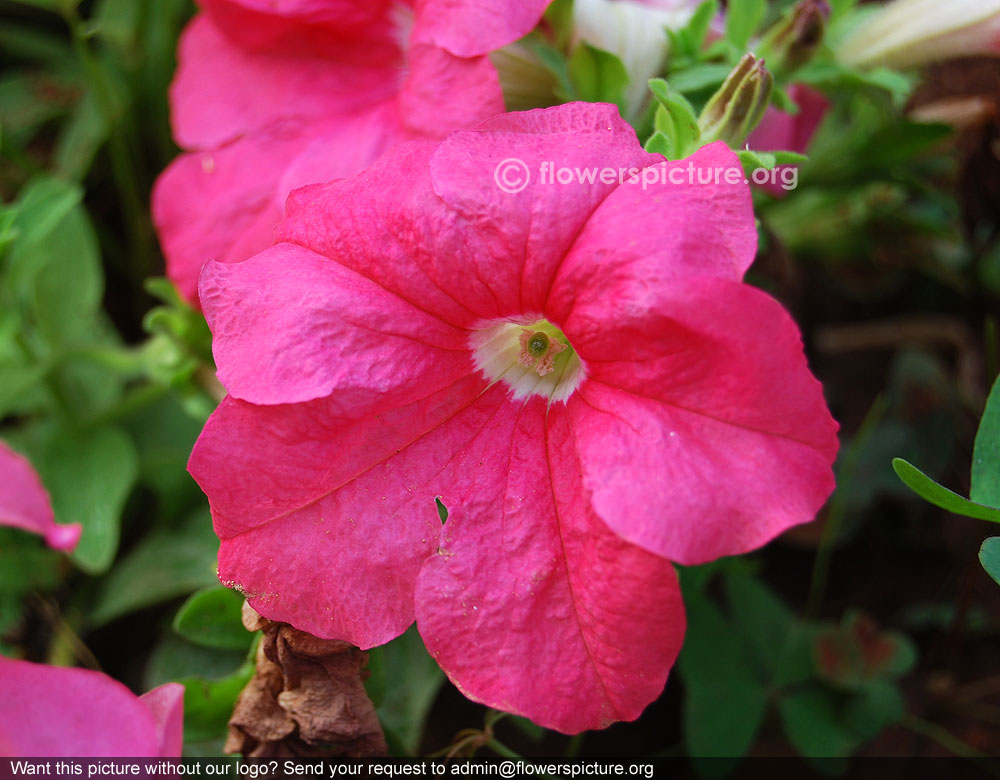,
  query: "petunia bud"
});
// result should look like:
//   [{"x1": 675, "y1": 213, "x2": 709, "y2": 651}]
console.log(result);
[
  {"x1": 697, "y1": 53, "x2": 775, "y2": 148},
  {"x1": 759, "y1": 0, "x2": 830, "y2": 73},
  {"x1": 838, "y1": 0, "x2": 1000, "y2": 70}
]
